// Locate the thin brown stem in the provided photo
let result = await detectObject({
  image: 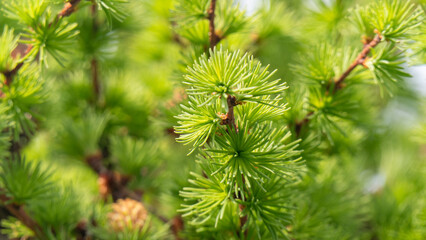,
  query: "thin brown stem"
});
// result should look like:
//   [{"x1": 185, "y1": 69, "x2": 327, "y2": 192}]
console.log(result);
[
  {"x1": 85, "y1": 151, "x2": 135, "y2": 201},
  {"x1": 90, "y1": 1, "x2": 101, "y2": 100},
  {"x1": 50, "y1": 0, "x2": 81, "y2": 27},
  {"x1": 219, "y1": 95, "x2": 238, "y2": 130},
  {"x1": 2, "y1": 45, "x2": 33, "y2": 86},
  {"x1": 75, "y1": 220, "x2": 90, "y2": 240},
  {"x1": 91, "y1": 0, "x2": 98, "y2": 27},
  {"x1": 207, "y1": 0, "x2": 219, "y2": 49},
  {"x1": 170, "y1": 21, "x2": 187, "y2": 48},
  {"x1": 91, "y1": 58, "x2": 101, "y2": 100},
  {"x1": 58, "y1": 0, "x2": 82, "y2": 19},
  {"x1": 1, "y1": 0, "x2": 81, "y2": 86},
  {"x1": 295, "y1": 111, "x2": 314, "y2": 137},
  {"x1": 0, "y1": 192, "x2": 44, "y2": 239},
  {"x1": 333, "y1": 31, "x2": 382, "y2": 92},
  {"x1": 3, "y1": 62, "x2": 23, "y2": 86},
  {"x1": 171, "y1": 216, "x2": 184, "y2": 240},
  {"x1": 226, "y1": 95, "x2": 237, "y2": 130},
  {"x1": 238, "y1": 202, "x2": 248, "y2": 238},
  {"x1": 219, "y1": 94, "x2": 247, "y2": 236},
  {"x1": 295, "y1": 30, "x2": 383, "y2": 137}
]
